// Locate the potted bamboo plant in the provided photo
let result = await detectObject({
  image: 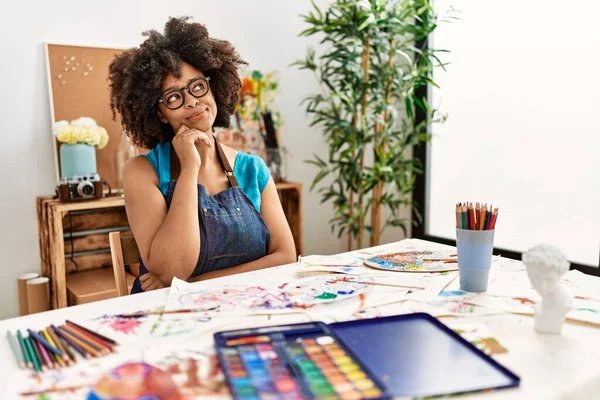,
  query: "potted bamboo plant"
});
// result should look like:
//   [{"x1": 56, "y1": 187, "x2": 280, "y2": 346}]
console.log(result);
[{"x1": 295, "y1": 0, "x2": 448, "y2": 250}]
